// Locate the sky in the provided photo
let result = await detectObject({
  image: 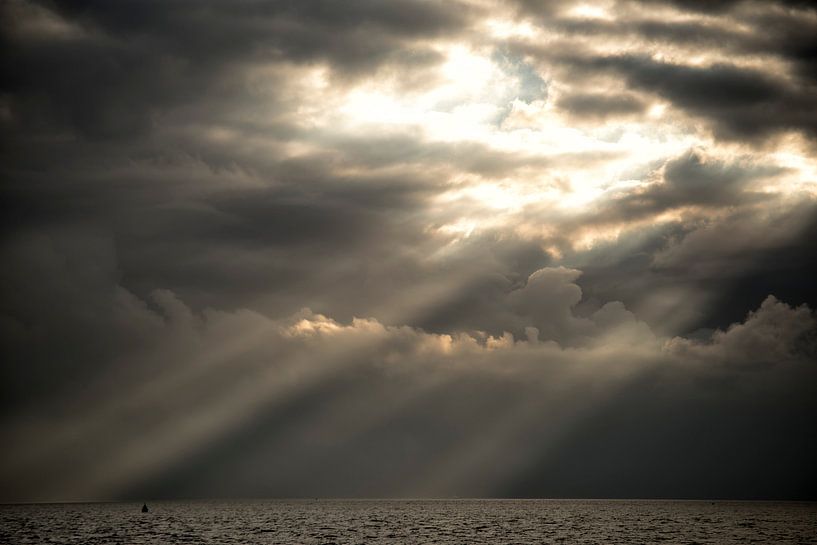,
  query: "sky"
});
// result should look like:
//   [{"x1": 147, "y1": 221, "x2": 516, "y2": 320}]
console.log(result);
[{"x1": 1, "y1": 0, "x2": 816, "y2": 502}]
